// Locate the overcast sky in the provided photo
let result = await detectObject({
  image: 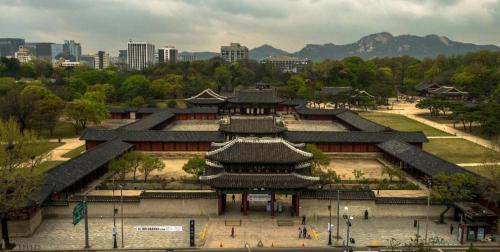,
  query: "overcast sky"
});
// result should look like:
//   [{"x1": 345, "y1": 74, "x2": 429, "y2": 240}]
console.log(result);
[{"x1": 1, "y1": 0, "x2": 499, "y2": 55}]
